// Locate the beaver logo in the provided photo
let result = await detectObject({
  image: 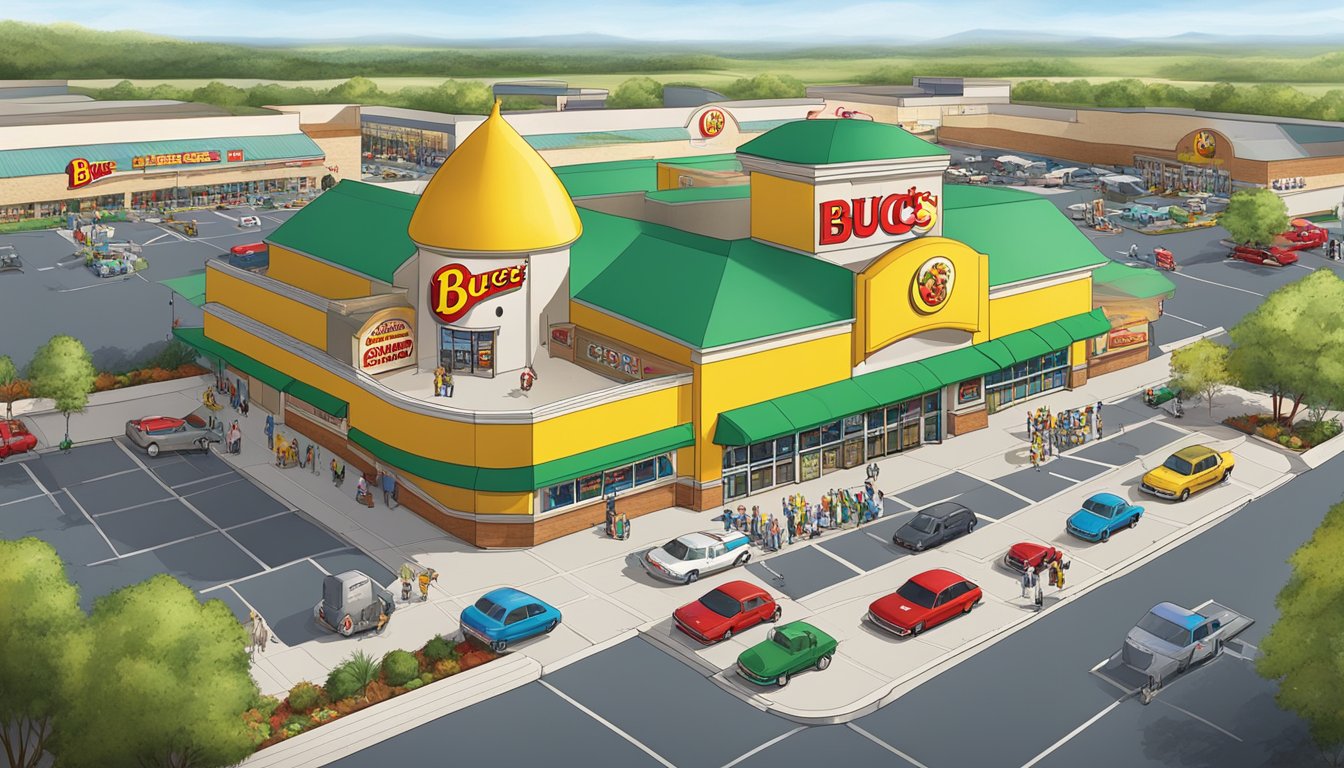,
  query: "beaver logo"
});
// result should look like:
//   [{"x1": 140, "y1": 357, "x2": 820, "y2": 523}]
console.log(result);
[
  {"x1": 699, "y1": 109, "x2": 726, "y2": 138},
  {"x1": 1193, "y1": 130, "x2": 1216, "y2": 159},
  {"x1": 911, "y1": 257, "x2": 955, "y2": 314}
]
